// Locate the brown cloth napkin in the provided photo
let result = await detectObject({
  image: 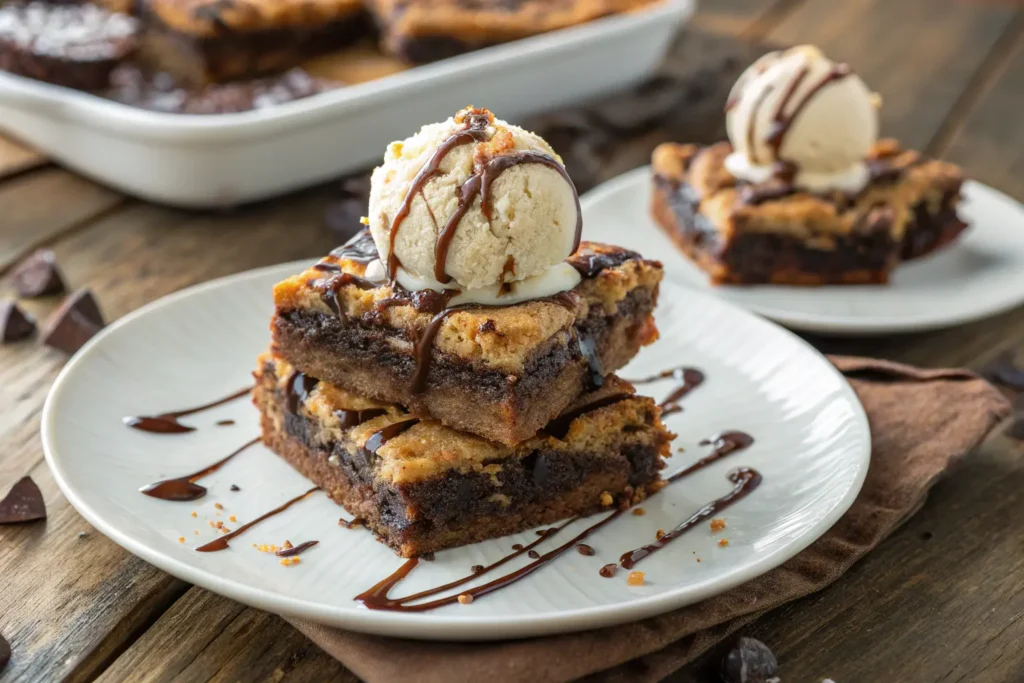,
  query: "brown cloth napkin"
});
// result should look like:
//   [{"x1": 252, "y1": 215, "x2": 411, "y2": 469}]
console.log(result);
[{"x1": 287, "y1": 355, "x2": 1011, "y2": 683}]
